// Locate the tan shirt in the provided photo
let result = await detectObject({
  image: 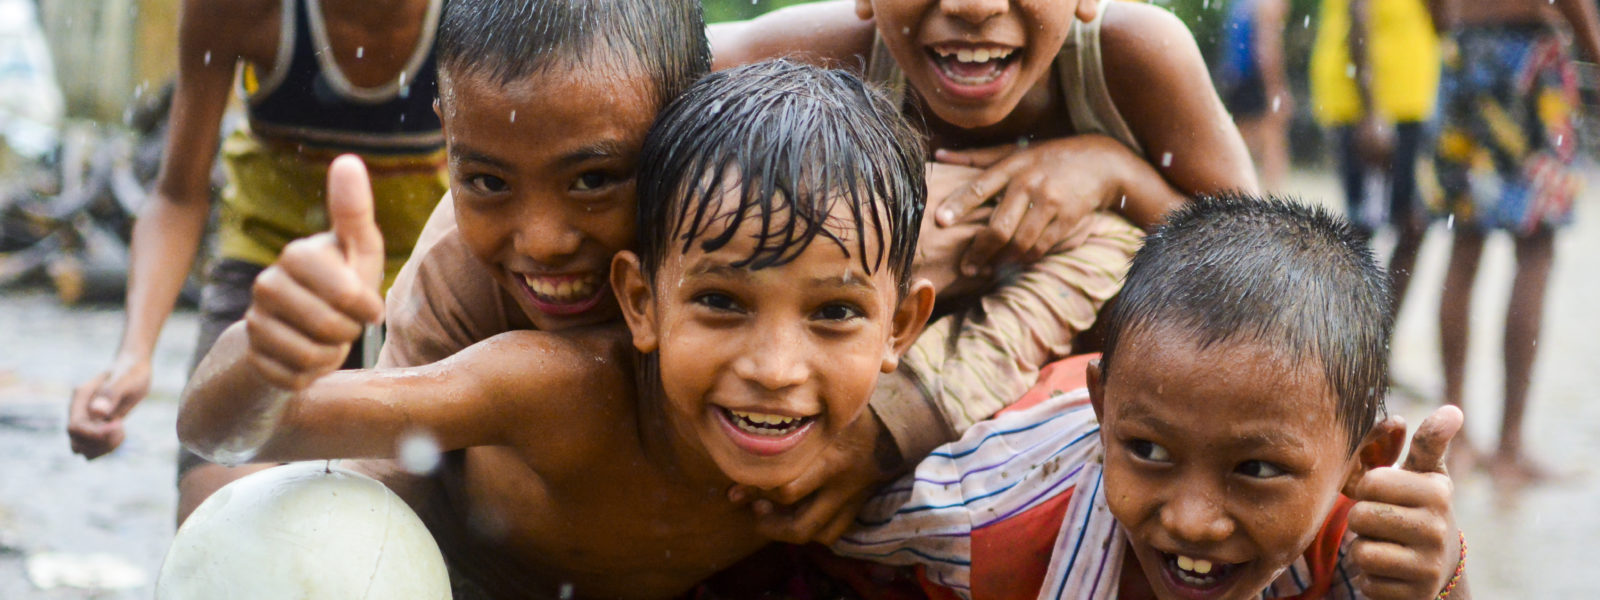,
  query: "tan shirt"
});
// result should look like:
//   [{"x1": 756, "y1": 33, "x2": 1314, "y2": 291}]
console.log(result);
[{"x1": 377, "y1": 194, "x2": 1142, "y2": 462}]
